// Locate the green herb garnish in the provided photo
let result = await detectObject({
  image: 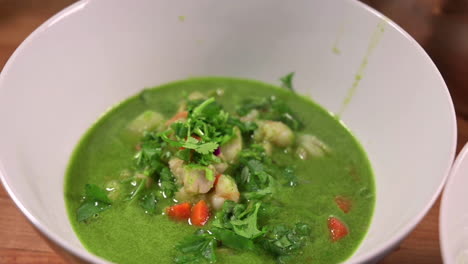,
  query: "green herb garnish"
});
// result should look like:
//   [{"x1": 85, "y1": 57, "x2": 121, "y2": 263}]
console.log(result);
[
  {"x1": 76, "y1": 184, "x2": 112, "y2": 222},
  {"x1": 280, "y1": 72, "x2": 295, "y2": 91},
  {"x1": 77, "y1": 88, "x2": 315, "y2": 264},
  {"x1": 174, "y1": 230, "x2": 217, "y2": 264},
  {"x1": 236, "y1": 96, "x2": 303, "y2": 130}
]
